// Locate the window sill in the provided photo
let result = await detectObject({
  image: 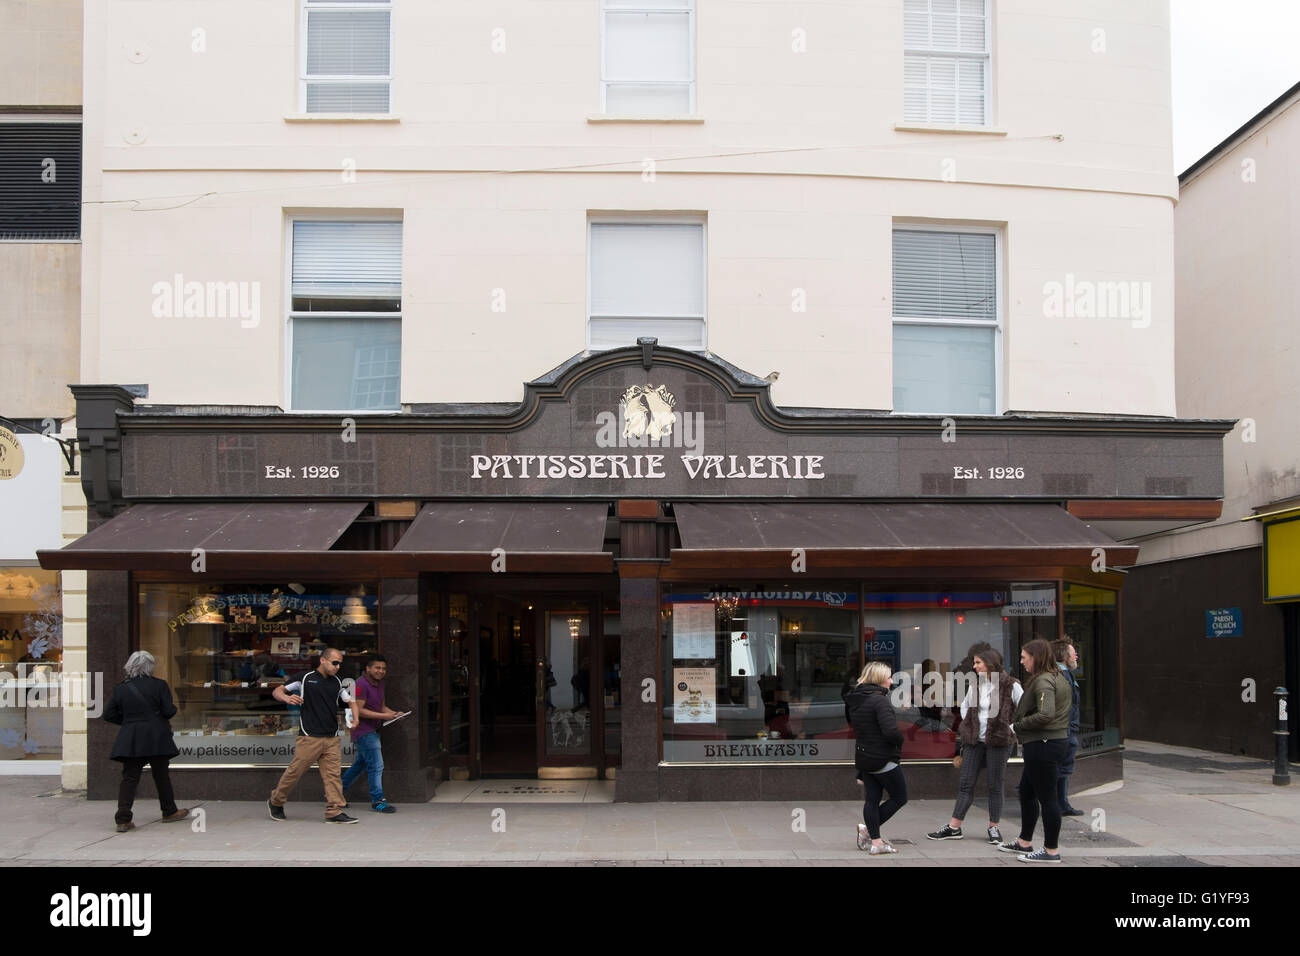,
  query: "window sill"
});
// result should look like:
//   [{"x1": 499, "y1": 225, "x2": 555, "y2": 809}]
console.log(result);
[
  {"x1": 894, "y1": 123, "x2": 1007, "y2": 136},
  {"x1": 283, "y1": 114, "x2": 401, "y2": 123},
  {"x1": 587, "y1": 114, "x2": 704, "y2": 125}
]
